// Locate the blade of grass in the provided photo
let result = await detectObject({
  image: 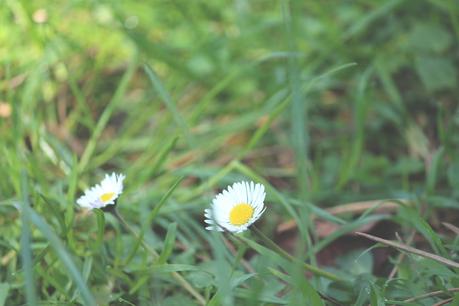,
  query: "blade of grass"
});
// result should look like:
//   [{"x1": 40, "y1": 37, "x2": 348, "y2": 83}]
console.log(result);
[
  {"x1": 402, "y1": 287, "x2": 459, "y2": 303},
  {"x1": 28, "y1": 207, "x2": 97, "y2": 305},
  {"x1": 313, "y1": 214, "x2": 389, "y2": 254},
  {"x1": 20, "y1": 170, "x2": 38, "y2": 305},
  {"x1": 78, "y1": 54, "x2": 139, "y2": 172},
  {"x1": 283, "y1": 0, "x2": 309, "y2": 198},
  {"x1": 113, "y1": 206, "x2": 206, "y2": 305},
  {"x1": 356, "y1": 232, "x2": 459, "y2": 269},
  {"x1": 130, "y1": 135, "x2": 179, "y2": 188},
  {"x1": 0, "y1": 283, "x2": 9, "y2": 306},
  {"x1": 337, "y1": 66, "x2": 373, "y2": 189},
  {"x1": 398, "y1": 205, "x2": 449, "y2": 257},
  {"x1": 123, "y1": 176, "x2": 183, "y2": 267},
  {"x1": 234, "y1": 232, "x2": 342, "y2": 282},
  {"x1": 146, "y1": 176, "x2": 184, "y2": 225},
  {"x1": 65, "y1": 155, "x2": 78, "y2": 249},
  {"x1": 143, "y1": 64, "x2": 194, "y2": 147},
  {"x1": 343, "y1": 0, "x2": 404, "y2": 39},
  {"x1": 158, "y1": 222, "x2": 177, "y2": 264}
]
